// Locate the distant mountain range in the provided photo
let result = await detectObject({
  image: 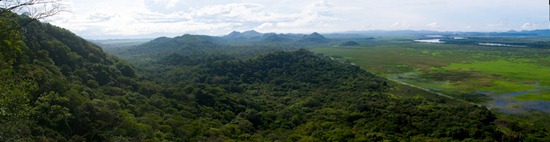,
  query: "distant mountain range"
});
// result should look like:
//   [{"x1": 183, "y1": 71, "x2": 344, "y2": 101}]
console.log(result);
[
  {"x1": 326, "y1": 29, "x2": 550, "y2": 37},
  {"x1": 214, "y1": 30, "x2": 332, "y2": 43}
]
